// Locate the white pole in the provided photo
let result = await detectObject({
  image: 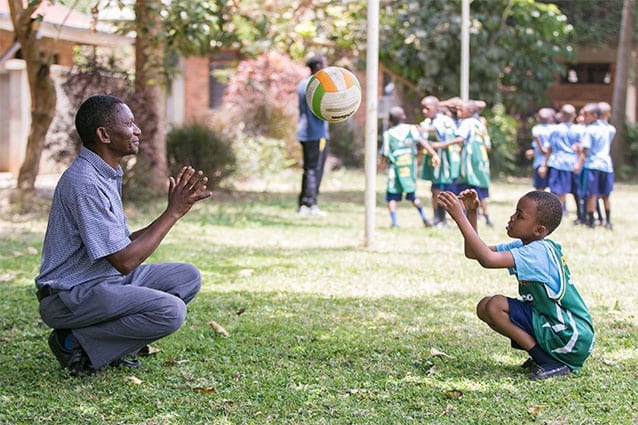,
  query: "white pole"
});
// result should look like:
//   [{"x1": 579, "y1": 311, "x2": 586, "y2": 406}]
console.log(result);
[
  {"x1": 364, "y1": 0, "x2": 379, "y2": 247},
  {"x1": 461, "y1": 0, "x2": 470, "y2": 101}
]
